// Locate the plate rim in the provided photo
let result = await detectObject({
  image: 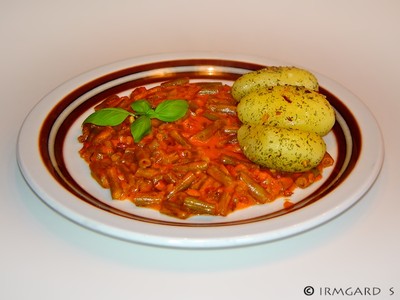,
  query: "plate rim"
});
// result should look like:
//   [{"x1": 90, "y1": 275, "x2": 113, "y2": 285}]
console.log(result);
[{"x1": 16, "y1": 52, "x2": 384, "y2": 248}]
